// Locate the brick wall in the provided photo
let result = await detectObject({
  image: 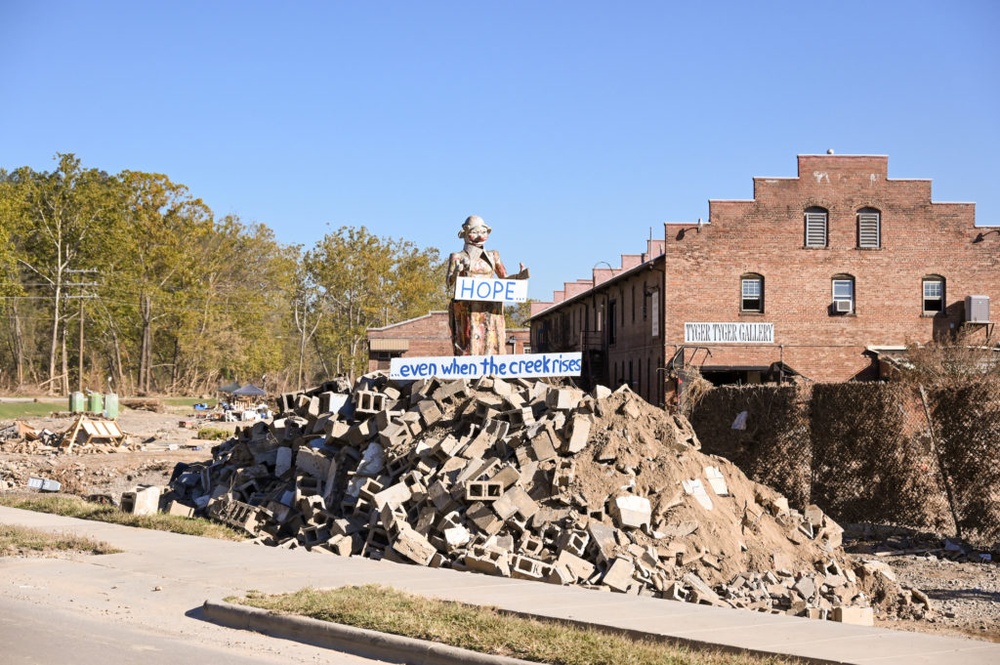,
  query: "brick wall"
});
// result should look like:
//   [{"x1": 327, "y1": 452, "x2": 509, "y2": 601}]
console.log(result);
[
  {"x1": 531, "y1": 256, "x2": 666, "y2": 406},
  {"x1": 367, "y1": 312, "x2": 452, "y2": 371}
]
